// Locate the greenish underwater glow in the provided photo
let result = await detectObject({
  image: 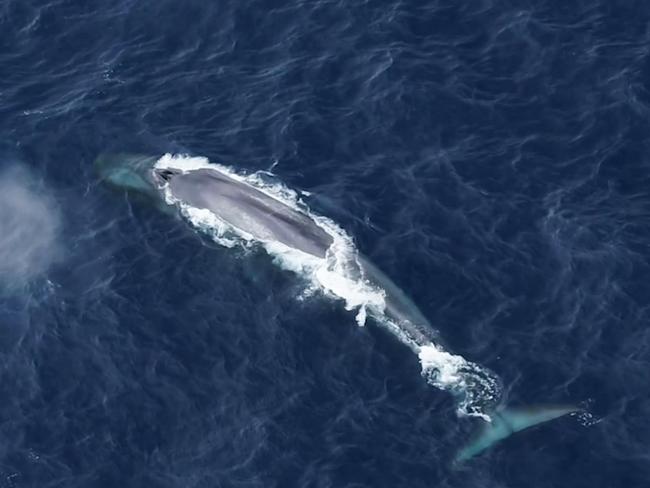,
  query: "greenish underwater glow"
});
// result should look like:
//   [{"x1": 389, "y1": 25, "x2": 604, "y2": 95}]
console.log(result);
[
  {"x1": 456, "y1": 405, "x2": 577, "y2": 462},
  {"x1": 95, "y1": 154, "x2": 160, "y2": 199}
]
